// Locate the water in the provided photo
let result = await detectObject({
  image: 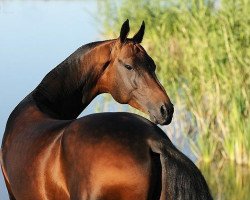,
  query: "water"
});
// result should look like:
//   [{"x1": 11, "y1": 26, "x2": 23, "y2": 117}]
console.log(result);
[{"x1": 0, "y1": 1, "x2": 249, "y2": 199}]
